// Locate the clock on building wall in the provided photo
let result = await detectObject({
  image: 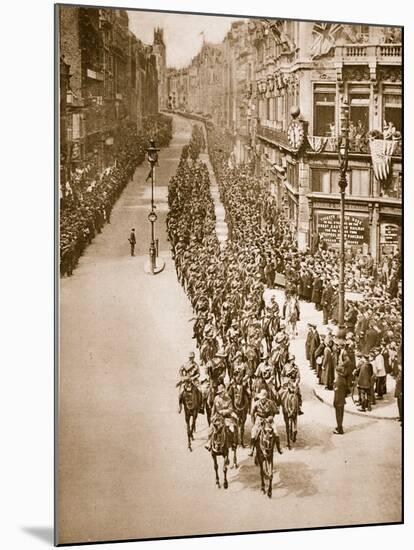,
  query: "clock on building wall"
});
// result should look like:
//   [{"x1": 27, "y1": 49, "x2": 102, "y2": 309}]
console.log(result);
[{"x1": 287, "y1": 119, "x2": 304, "y2": 149}]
